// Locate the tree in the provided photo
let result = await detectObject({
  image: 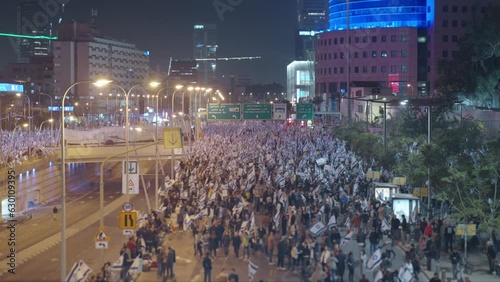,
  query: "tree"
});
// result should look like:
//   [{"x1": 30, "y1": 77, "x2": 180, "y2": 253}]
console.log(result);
[
  {"x1": 435, "y1": 7, "x2": 500, "y2": 107},
  {"x1": 311, "y1": 95, "x2": 324, "y2": 111}
]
